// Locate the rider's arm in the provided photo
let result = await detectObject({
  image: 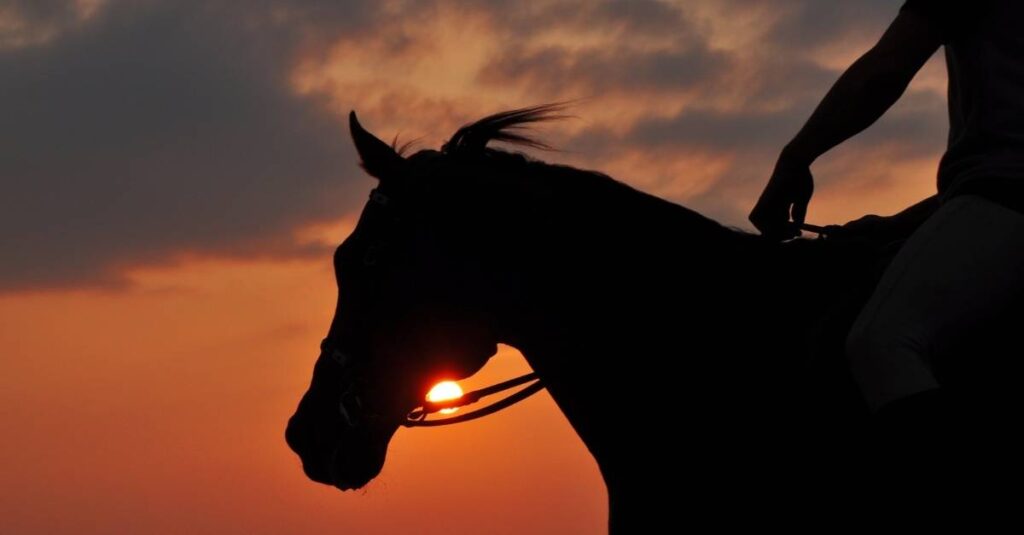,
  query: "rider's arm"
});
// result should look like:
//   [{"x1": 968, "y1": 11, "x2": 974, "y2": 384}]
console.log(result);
[{"x1": 778, "y1": 8, "x2": 946, "y2": 168}]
